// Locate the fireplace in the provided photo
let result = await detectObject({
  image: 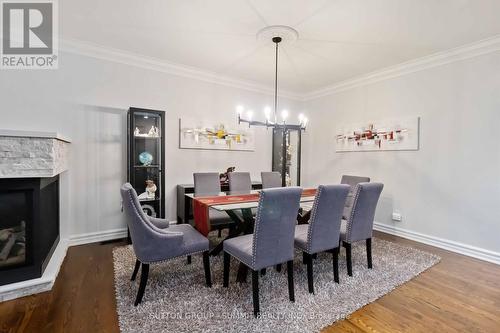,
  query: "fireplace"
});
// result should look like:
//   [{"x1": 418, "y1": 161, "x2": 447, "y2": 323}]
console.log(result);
[
  {"x1": 0, "y1": 131, "x2": 69, "y2": 297},
  {"x1": 0, "y1": 176, "x2": 60, "y2": 286}
]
